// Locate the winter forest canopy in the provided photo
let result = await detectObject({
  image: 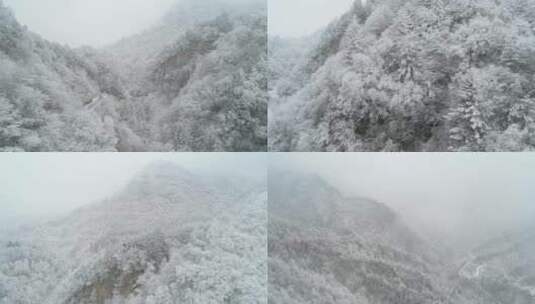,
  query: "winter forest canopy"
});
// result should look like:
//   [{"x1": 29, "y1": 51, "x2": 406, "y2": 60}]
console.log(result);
[
  {"x1": 268, "y1": 153, "x2": 535, "y2": 304},
  {"x1": 1, "y1": 153, "x2": 534, "y2": 304},
  {"x1": 0, "y1": 0, "x2": 267, "y2": 152},
  {"x1": 269, "y1": 0, "x2": 535, "y2": 151},
  {"x1": 3, "y1": 0, "x2": 535, "y2": 152},
  {"x1": 0, "y1": 154, "x2": 267, "y2": 304}
]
